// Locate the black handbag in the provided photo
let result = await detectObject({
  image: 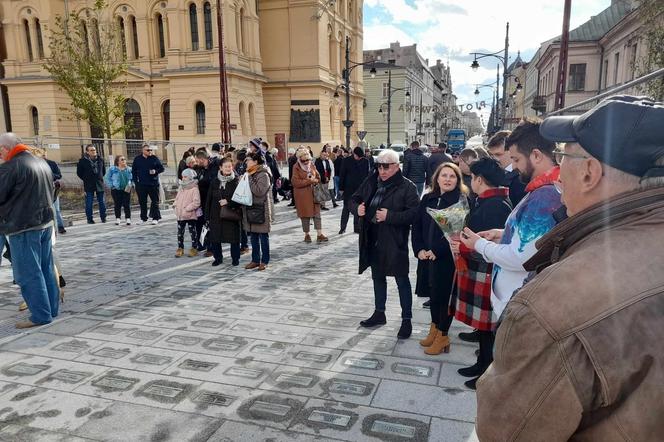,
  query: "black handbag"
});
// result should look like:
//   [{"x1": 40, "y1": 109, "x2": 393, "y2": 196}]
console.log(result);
[
  {"x1": 246, "y1": 204, "x2": 265, "y2": 224},
  {"x1": 220, "y1": 205, "x2": 242, "y2": 222}
]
